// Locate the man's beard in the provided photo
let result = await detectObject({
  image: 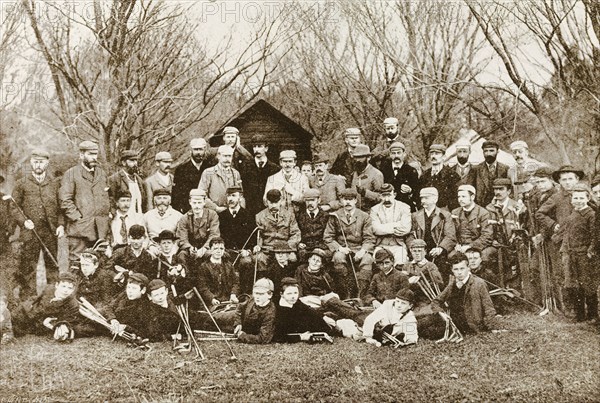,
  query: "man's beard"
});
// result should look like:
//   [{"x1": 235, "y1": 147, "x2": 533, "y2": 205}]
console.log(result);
[
  {"x1": 385, "y1": 132, "x2": 397, "y2": 140},
  {"x1": 191, "y1": 153, "x2": 204, "y2": 163},
  {"x1": 457, "y1": 156, "x2": 469, "y2": 165},
  {"x1": 126, "y1": 166, "x2": 138, "y2": 175},
  {"x1": 484, "y1": 154, "x2": 497, "y2": 164},
  {"x1": 353, "y1": 161, "x2": 368, "y2": 172},
  {"x1": 83, "y1": 159, "x2": 97, "y2": 169}
]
